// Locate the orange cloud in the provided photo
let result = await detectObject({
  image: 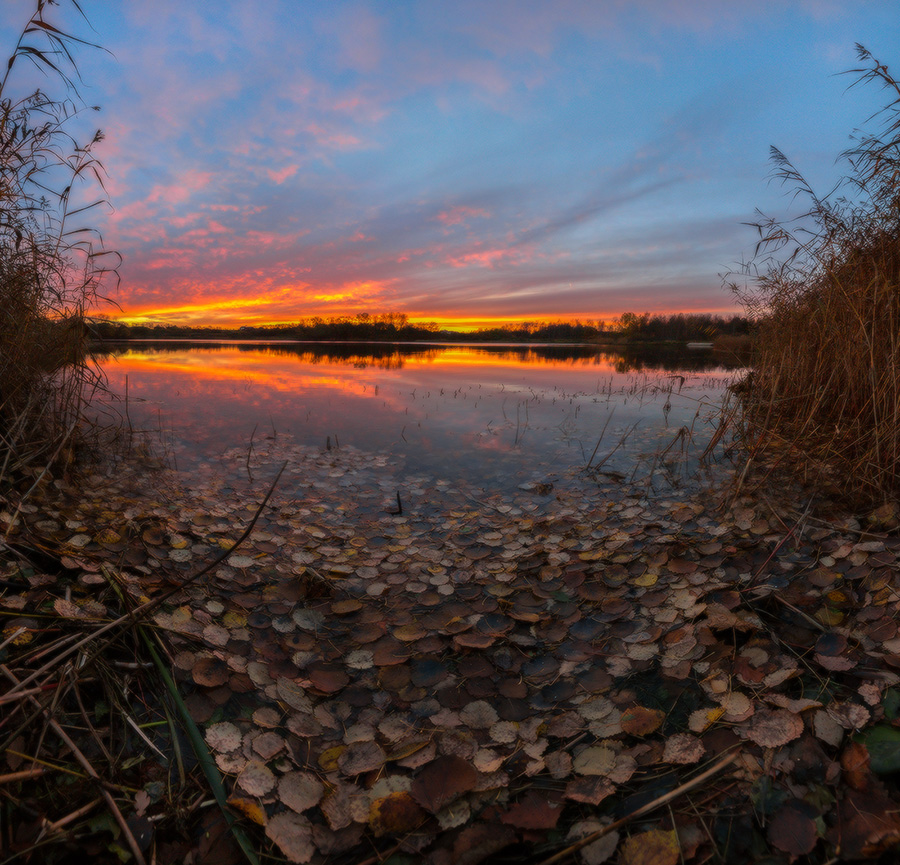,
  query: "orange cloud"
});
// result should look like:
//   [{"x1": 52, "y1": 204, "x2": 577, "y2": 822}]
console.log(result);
[{"x1": 446, "y1": 247, "x2": 513, "y2": 268}]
